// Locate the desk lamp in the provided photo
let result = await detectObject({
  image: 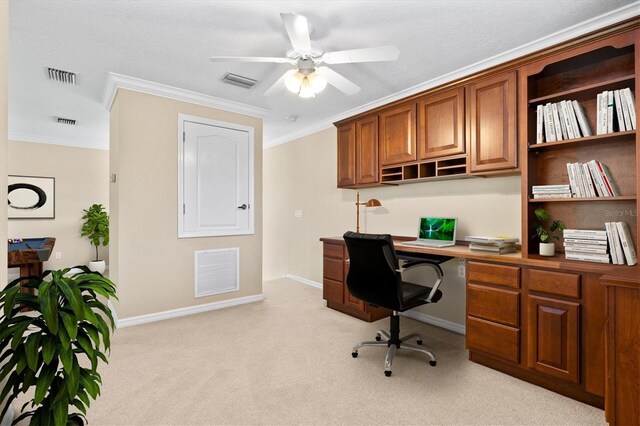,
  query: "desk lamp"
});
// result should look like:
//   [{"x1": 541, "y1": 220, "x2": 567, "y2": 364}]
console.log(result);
[{"x1": 355, "y1": 192, "x2": 382, "y2": 233}]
